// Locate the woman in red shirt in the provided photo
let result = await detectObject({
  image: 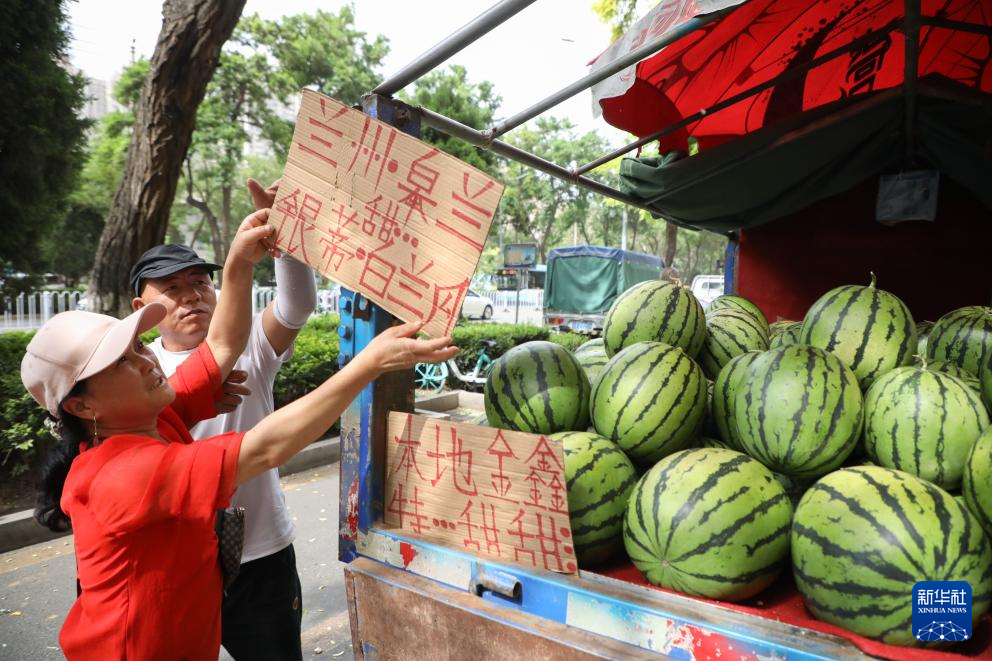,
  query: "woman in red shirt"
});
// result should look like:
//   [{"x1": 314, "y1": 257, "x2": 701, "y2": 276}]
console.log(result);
[{"x1": 22, "y1": 211, "x2": 457, "y2": 660}]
